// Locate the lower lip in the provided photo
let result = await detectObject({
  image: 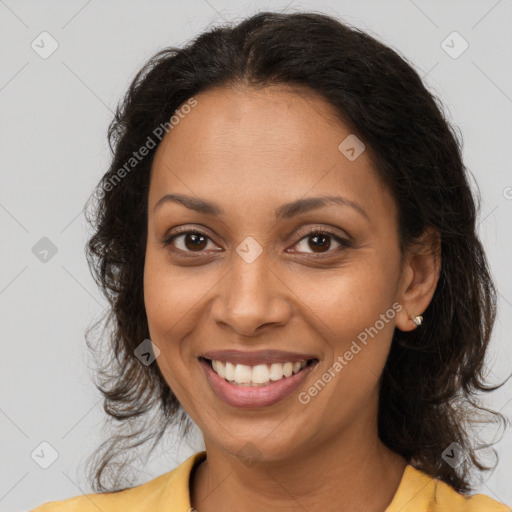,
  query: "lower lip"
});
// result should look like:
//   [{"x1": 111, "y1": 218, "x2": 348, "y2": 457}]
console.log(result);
[{"x1": 199, "y1": 358, "x2": 317, "y2": 408}]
